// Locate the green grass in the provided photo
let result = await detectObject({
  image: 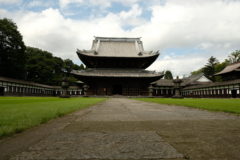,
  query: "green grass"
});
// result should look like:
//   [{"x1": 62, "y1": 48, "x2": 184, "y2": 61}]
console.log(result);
[
  {"x1": 0, "y1": 97, "x2": 106, "y2": 137},
  {"x1": 135, "y1": 98, "x2": 240, "y2": 114}
]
